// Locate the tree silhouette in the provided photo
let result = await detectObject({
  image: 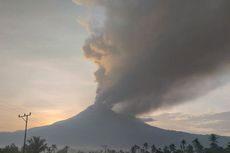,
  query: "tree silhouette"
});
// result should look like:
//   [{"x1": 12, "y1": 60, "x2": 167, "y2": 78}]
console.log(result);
[
  {"x1": 180, "y1": 139, "x2": 186, "y2": 152},
  {"x1": 57, "y1": 146, "x2": 69, "y2": 153},
  {"x1": 169, "y1": 144, "x2": 176, "y2": 153},
  {"x1": 0, "y1": 144, "x2": 20, "y2": 153},
  {"x1": 131, "y1": 145, "x2": 140, "y2": 153},
  {"x1": 136, "y1": 145, "x2": 140, "y2": 153},
  {"x1": 143, "y1": 142, "x2": 149, "y2": 153},
  {"x1": 144, "y1": 142, "x2": 148, "y2": 149},
  {"x1": 185, "y1": 144, "x2": 194, "y2": 153},
  {"x1": 2, "y1": 133, "x2": 230, "y2": 153},
  {"x1": 192, "y1": 138, "x2": 203, "y2": 153},
  {"x1": 26, "y1": 136, "x2": 48, "y2": 153},
  {"x1": 227, "y1": 142, "x2": 230, "y2": 149},
  {"x1": 151, "y1": 144, "x2": 157, "y2": 153},
  {"x1": 131, "y1": 145, "x2": 136, "y2": 153},
  {"x1": 163, "y1": 146, "x2": 170, "y2": 153},
  {"x1": 156, "y1": 148, "x2": 163, "y2": 153},
  {"x1": 209, "y1": 134, "x2": 219, "y2": 149},
  {"x1": 47, "y1": 144, "x2": 57, "y2": 153}
]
